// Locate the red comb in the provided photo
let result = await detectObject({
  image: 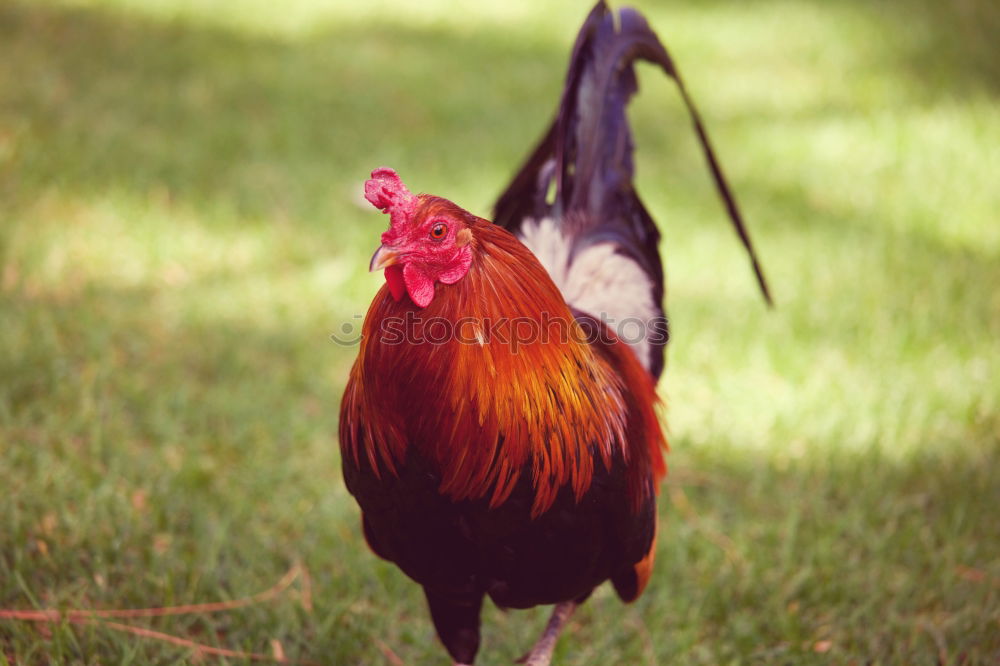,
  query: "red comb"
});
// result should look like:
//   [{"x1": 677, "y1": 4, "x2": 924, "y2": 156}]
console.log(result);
[{"x1": 364, "y1": 167, "x2": 418, "y2": 229}]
